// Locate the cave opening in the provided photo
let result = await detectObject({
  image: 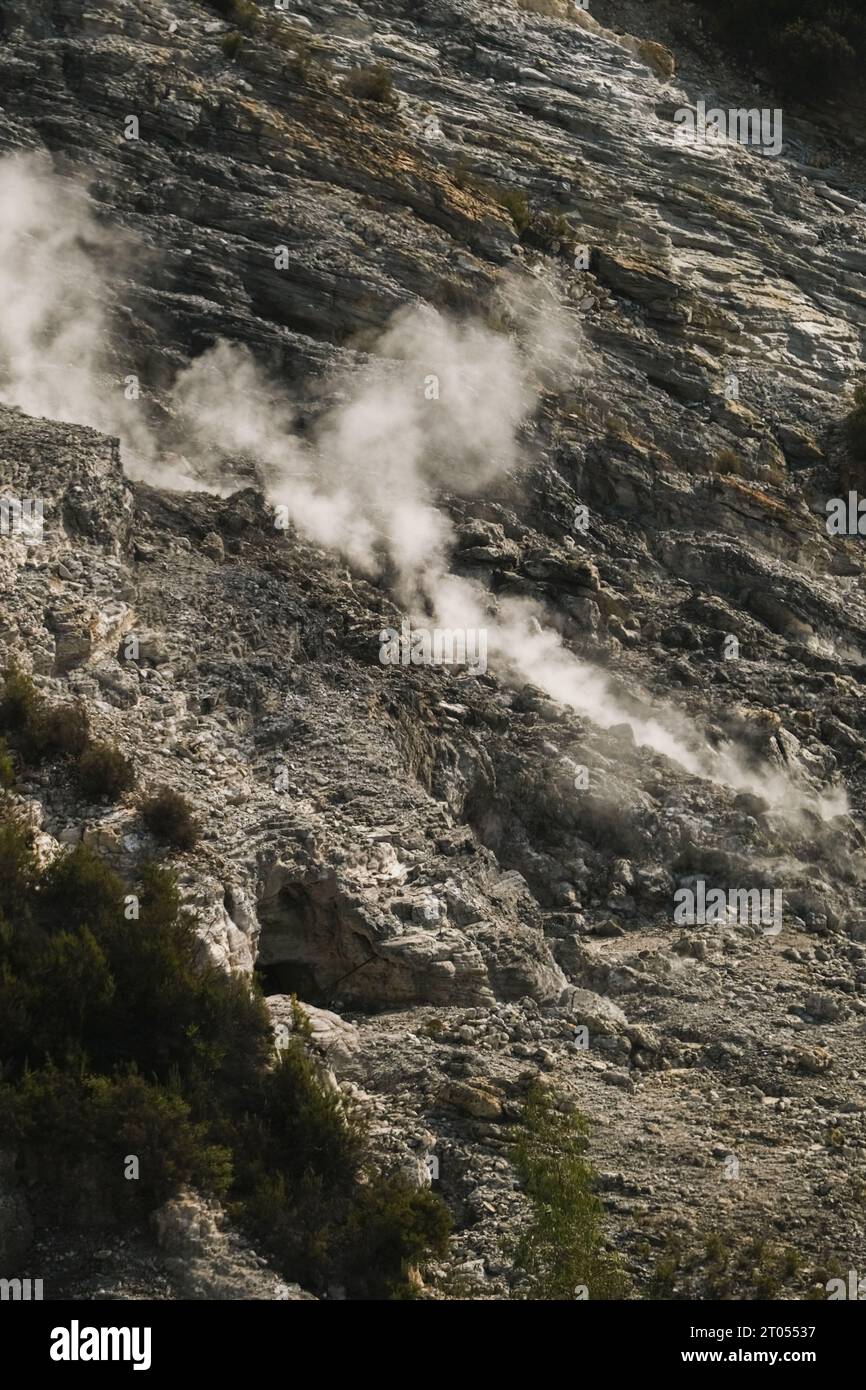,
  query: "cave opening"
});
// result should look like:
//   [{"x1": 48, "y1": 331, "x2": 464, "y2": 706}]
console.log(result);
[{"x1": 254, "y1": 958, "x2": 324, "y2": 1004}]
